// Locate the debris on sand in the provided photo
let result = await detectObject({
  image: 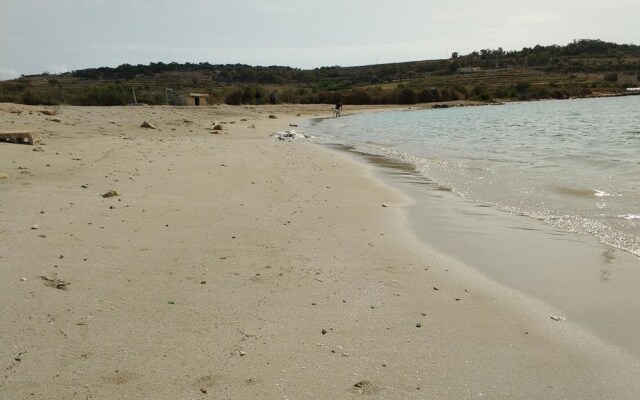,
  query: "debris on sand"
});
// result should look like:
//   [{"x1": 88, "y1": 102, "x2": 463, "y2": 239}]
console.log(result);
[
  {"x1": 41, "y1": 275, "x2": 70, "y2": 290},
  {"x1": 350, "y1": 380, "x2": 379, "y2": 395},
  {"x1": 268, "y1": 114, "x2": 278, "y2": 119},
  {"x1": 40, "y1": 110, "x2": 57, "y2": 116},
  {"x1": 213, "y1": 124, "x2": 223, "y2": 131},
  {"x1": 271, "y1": 130, "x2": 313, "y2": 141}
]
